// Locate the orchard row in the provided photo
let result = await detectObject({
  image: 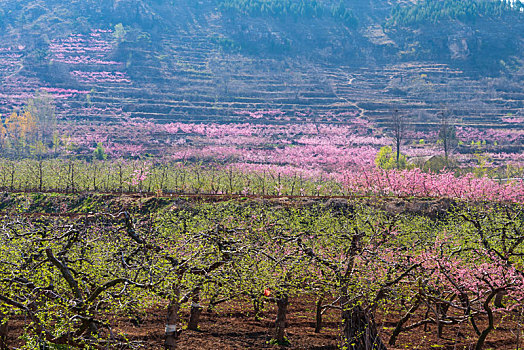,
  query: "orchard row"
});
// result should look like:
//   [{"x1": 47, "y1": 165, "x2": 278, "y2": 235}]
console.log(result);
[
  {"x1": 0, "y1": 200, "x2": 523, "y2": 349},
  {"x1": 0, "y1": 158, "x2": 522, "y2": 202}
]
